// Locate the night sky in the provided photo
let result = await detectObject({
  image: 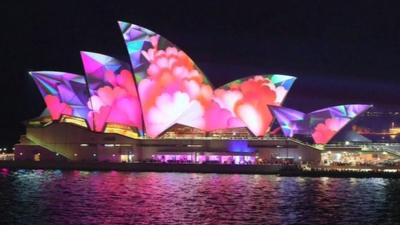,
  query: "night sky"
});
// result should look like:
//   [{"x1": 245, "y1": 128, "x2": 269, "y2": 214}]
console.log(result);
[{"x1": 2, "y1": 0, "x2": 400, "y2": 145}]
